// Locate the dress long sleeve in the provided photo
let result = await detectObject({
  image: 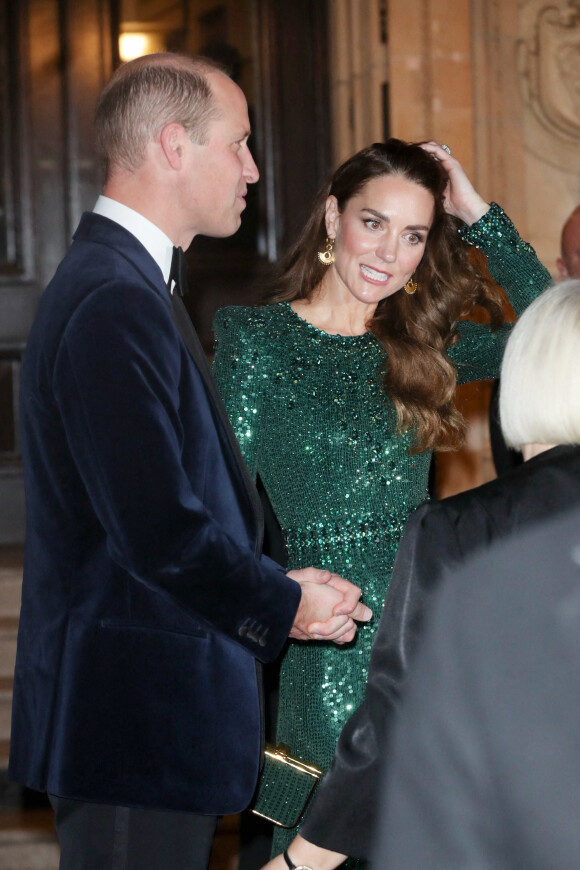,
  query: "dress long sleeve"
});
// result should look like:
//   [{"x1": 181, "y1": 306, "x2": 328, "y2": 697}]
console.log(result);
[
  {"x1": 451, "y1": 203, "x2": 552, "y2": 384},
  {"x1": 212, "y1": 308, "x2": 266, "y2": 479}
]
